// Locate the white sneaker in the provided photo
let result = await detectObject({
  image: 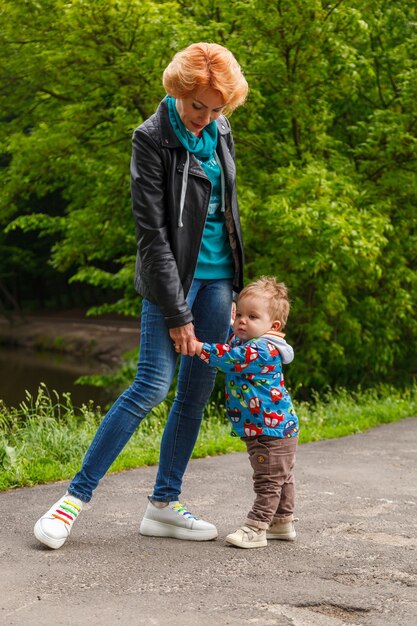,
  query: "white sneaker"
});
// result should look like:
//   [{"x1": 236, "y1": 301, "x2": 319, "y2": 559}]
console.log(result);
[
  {"x1": 34, "y1": 493, "x2": 83, "y2": 549},
  {"x1": 225, "y1": 525, "x2": 267, "y2": 549},
  {"x1": 139, "y1": 500, "x2": 218, "y2": 541}
]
